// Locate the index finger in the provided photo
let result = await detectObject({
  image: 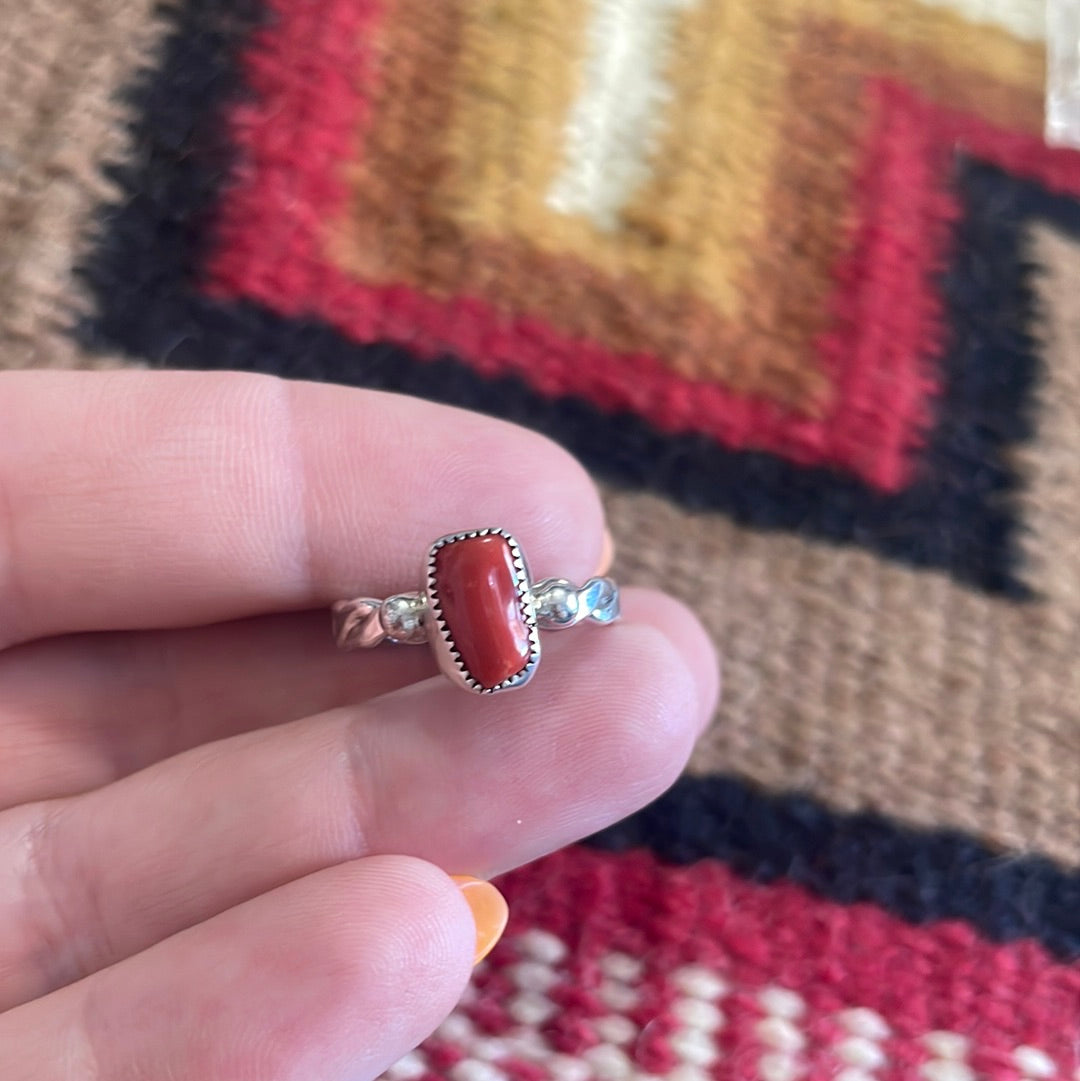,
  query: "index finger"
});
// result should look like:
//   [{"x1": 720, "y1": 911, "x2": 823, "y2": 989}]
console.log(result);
[{"x1": 0, "y1": 370, "x2": 605, "y2": 647}]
